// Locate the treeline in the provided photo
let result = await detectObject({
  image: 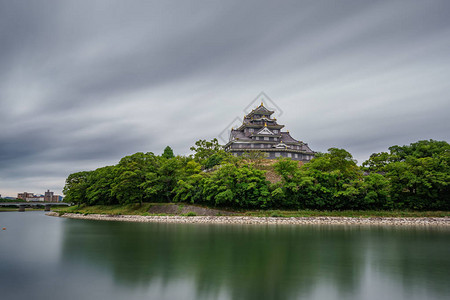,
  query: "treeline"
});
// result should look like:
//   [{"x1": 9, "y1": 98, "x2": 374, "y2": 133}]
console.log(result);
[
  {"x1": 63, "y1": 139, "x2": 449, "y2": 210},
  {"x1": 0, "y1": 198, "x2": 23, "y2": 202}
]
